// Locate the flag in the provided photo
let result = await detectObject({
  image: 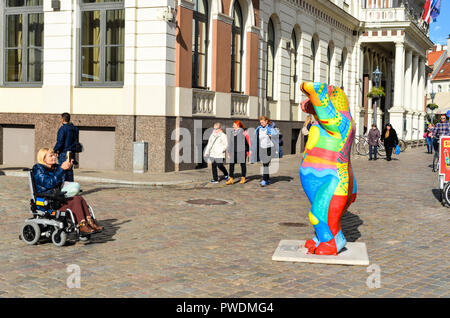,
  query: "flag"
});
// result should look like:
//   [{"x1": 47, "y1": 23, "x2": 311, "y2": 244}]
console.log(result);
[
  {"x1": 422, "y1": 0, "x2": 433, "y2": 24},
  {"x1": 431, "y1": 0, "x2": 441, "y2": 22}
]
